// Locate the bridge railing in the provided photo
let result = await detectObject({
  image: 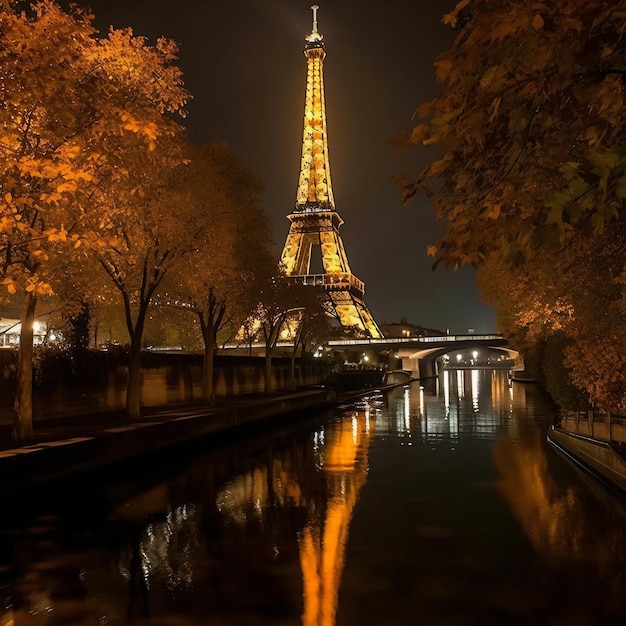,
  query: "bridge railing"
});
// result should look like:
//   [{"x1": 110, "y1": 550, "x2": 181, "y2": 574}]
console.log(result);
[{"x1": 327, "y1": 334, "x2": 504, "y2": 346}]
